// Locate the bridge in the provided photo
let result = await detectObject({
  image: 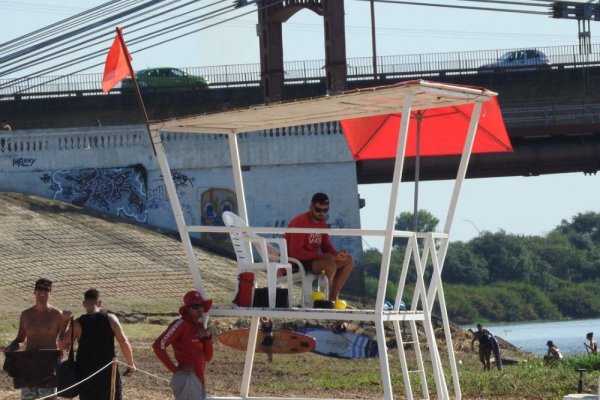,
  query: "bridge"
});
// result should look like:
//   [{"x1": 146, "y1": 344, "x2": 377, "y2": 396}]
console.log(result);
[{"x1": 1, "y1": 44, "x2": 600, "y2": 181}]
